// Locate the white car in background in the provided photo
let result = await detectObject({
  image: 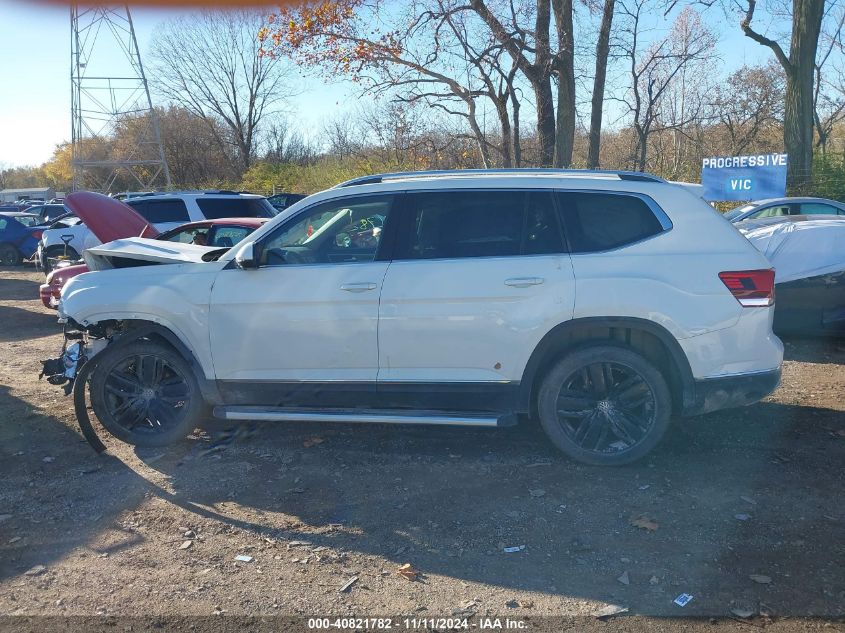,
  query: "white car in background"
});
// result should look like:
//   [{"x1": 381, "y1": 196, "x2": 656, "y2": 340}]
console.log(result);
[
  {"x1": 37, "y1": 191, "x2": 276, "y2": 272},
  {"x1": 48, "y1": 170, "x2": 783, "y2": 466}
]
